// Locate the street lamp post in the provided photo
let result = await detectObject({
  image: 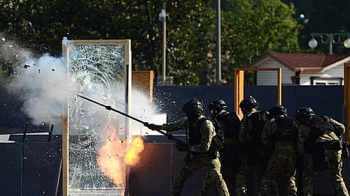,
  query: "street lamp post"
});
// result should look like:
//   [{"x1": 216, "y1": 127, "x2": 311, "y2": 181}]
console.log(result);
[
  {"x1": 216, "y1": 0, "x2": 221, "y2": 86},
  {"x1": 159, "y1": 3, "x2": 166, "y2": 85},
  {"x1": 308, "y1": 33, "x2": 350, "y2": 54}
]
